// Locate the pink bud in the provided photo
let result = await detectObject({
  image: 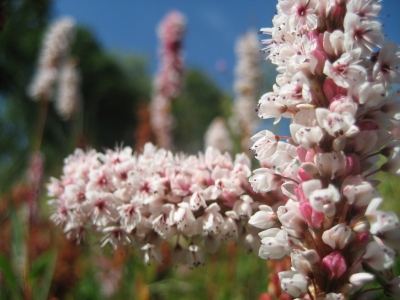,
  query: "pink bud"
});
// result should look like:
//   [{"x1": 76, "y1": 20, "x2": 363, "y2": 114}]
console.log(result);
[
  {"x1": 297, "y1": 146, "x2": 308, "y2": 163},
  {"x1": 300, "y1": 202, "x2": 324, "y2": 229},
  {"x1": 358, "y1": 121, "x2": 380, "y2": 131},
  {"x1": 294, "y1": 185, "x2": 306, "y2": 203},
  {"x1": 321, "y1": 251, "x2": 347, "y2": 279},
  {"x1": 298, "y1": 167, "x2": 312, "y2": 181},
  {"x1": 311, "y1": 49, "x2": 328, "y2": 76},
  {"x1": 353, "y1": 232, "x2": 372, "y2": 249},
  {"x1": 343, "y1": 154, "x2": 362, "y2": 178},
  {"x1": 323, "y1": 78, "x2": 347, "y2": 102}
]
